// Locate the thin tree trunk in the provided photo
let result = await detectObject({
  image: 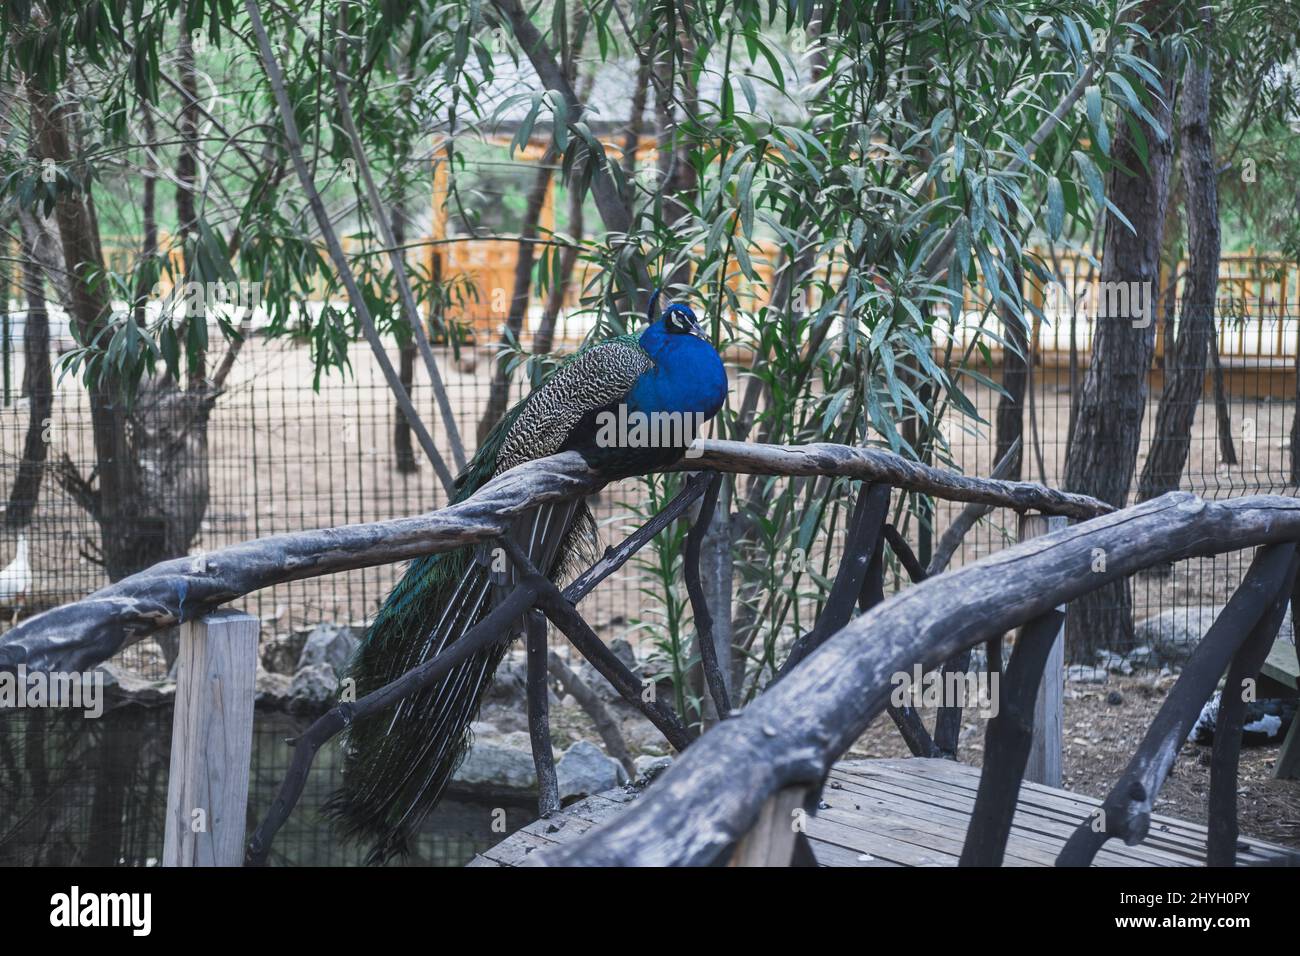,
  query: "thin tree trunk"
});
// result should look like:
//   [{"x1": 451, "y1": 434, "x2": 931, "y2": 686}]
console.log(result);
[
  {"x1": 1139, "y1": 29, "x2": 1220, "y2": 502},
  {"x1": 1211, "y1": 331, "x2": 1237, "y2": 465},
  {"x1": 995, "y1": 261, "x2": 1028, "y2": 480},
  {"x1": 1063, "y1": 35, "x2": 1176, "y2": 658},
  {"x1": 476, "y1": 150, "x2": 556, "y2": 446},
  {"x1": 5, "y1": 224, "x2": 53, "y2": 530},
  {"x1": 133, "y1": 105, "x2": 157, "y2": 330},
  {"x1": 532, "y1": 176, "x2": 585, "y2": 368},
  {"x1": 476, "y1": 11, "x2": 588, "y2": 442},
  {"x1": 177, "y1": 10, "x2": 203, "y2": 386},
  {"x1": 246, "y1": 0, "x2": 457, "y2": 492},
  {"x1": 621, "y1": 50, "x2": 650, "y2": 186},
  {"x1": 27, "y1": 80, "x2": 135, "y2": 580},
  {"x1": 390, "y1": 205, "x2": 419, "y2": 473}
]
